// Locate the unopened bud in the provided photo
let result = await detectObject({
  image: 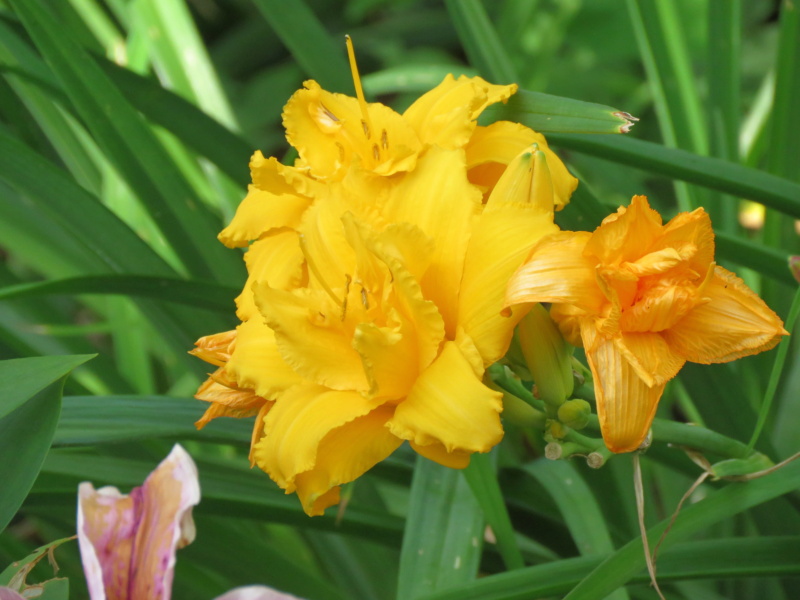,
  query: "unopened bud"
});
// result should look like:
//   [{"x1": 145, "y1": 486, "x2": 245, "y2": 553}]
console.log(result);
[
  {"x1": 518, "y1": 304, "x2": 574, "y2": 408},
  {"x1": 557, "y1": 399, "x2": 591, "y2": 430}
]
